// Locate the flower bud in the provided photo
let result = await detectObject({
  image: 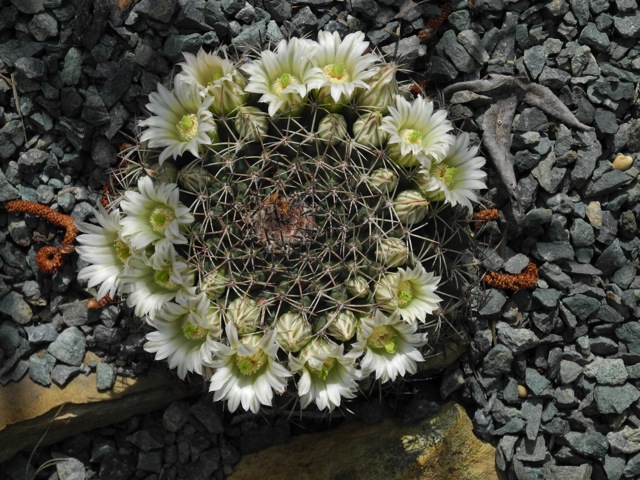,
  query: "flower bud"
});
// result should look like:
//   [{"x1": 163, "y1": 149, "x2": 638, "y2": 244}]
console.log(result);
[
  {"x1": 200, "y1": 269, "x2": 228, "y2": 299},
  {"x1": 353, "y1": 111, "x2": 387, "y2": 147},
  {"x1": 373, "y1": 272, "x2": 399, "y2": 310},
  {"x1": 211, "y1": 68, "x2": 248, "y2": 116},
  {"x1": 178, "y1": 161, "x2": 217, "y2": 194},
  {"x1": 326, "y1": 310, "x2": 358, "y2": 342},
  {"x1": 386, "y1": 142, "x2": 420, "y2": 167},
  {"x1": 207, "y1": 123, "x2": 220, "y2": 144},
  {"x1": 226, "y1": 297, "x2": 261, "y2": 335},
  {"x1": 366, "y1": 168, "x2": 398, "y2": 194},
  {"x1": 206, "y1": 303, "x2": 223, "y2": 338},
  {"x1": 393, "y1": 190, "x2": 429, "y2": 225},
  {"x1": 356, "y1": 63, "x2": 399, "y2": 113},
  {"x1": 345, "y1": 275, "x2": 370, "y2": 299},
  {"x1": 315, "y1": 86, "x2": 348, "y2": 112},
  {"x1": 317, "y1": 113, "x2": 347, "y2": 145},
  {"x1": 299, "y1": 337, "x2": 335, "y2": 367},
  {"x1": 177, "y1": 50, "x2": 248, "y2": 116},
  {"x1": 376, "y1": 237, "x2": 408, "y2": 268},
  {"x1": 235, "y1": 106, "x2": 268, "y2": 143},
  {"x1": 274, "y1": 311, "x2": 312, "y2": 353},
  {"x1": 155, "y1": 161, "x2": 178, "y2": 183},
  {"x1": 413, "y1": 168, "x2": 431, "y2": 195}
]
